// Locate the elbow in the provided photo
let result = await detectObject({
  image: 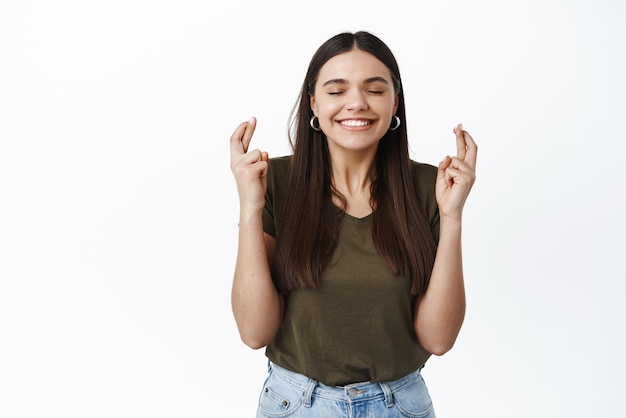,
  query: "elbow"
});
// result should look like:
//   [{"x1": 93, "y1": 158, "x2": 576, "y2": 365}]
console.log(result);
[
  {"x1": 422, "y1": 340, "x2": 455, "y2": 356},
  {"x1": 238, "y1": 328, "x2": 276, "y2": 350},
  {"x1": 416, "y1": 325, "x2": 460, "y2": 356},
  {"x1": 241, "y1": 337, "x2": 267, "y2": 350},
  {"x1": 233, "y1": 316, "x2": 280, "y2": 350},
  {"x1": 240, "y1": 334, "x2": 271, "y2": 350},
  {"x1": 415, "y1": 310, "x2": 465, "y2": 356},
  {"x1": 232, "y1": 297, "x2": 283, "y2": 350}
]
